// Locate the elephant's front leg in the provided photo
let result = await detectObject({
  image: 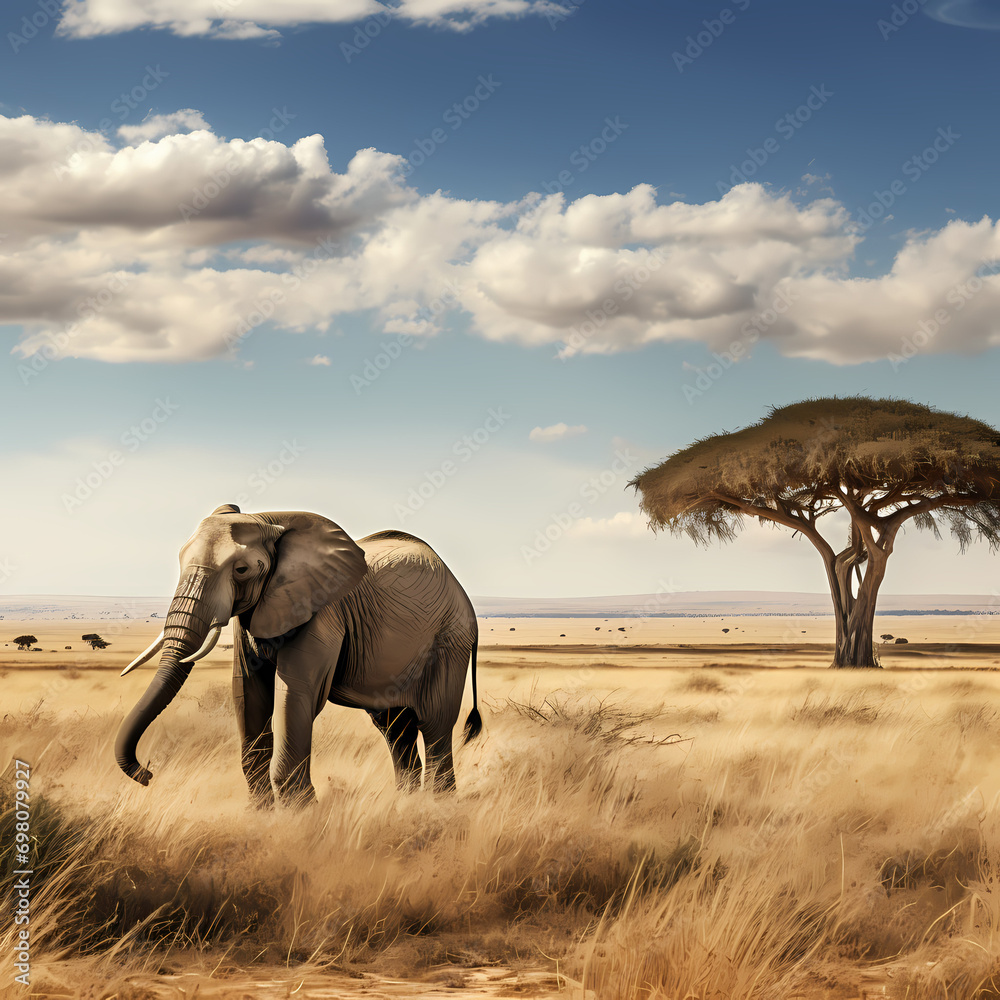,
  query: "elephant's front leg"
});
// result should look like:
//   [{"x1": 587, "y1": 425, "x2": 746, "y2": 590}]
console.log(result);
[
  {"x1": 270, "y1": 630, "x2": 340, "y2": 805},
  {"x1": 233, "y1": 629, "x2": 276, "y2": 808},
  {"x1": 270, "y1": 671, "x2": 319, "y2": 805}
]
